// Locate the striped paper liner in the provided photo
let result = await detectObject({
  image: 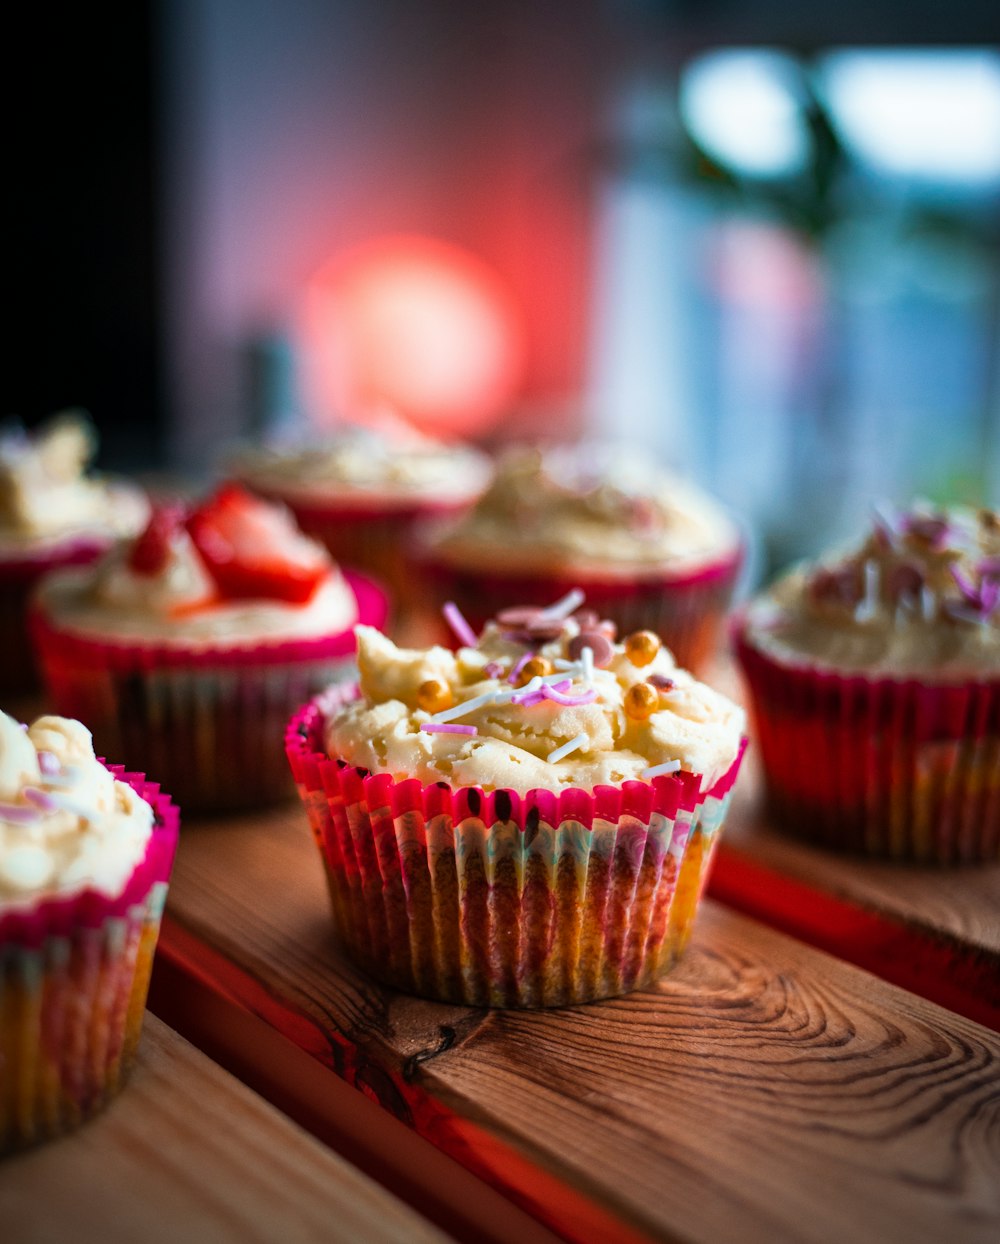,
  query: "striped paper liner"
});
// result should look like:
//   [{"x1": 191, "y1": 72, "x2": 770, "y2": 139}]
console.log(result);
[
  {"x1": 734, "y1": 618, "x2": 1000, "y2": 864},
  {"x1": 286, "y1": 686, "x2": 746, "y2": 1008},
  {"x1": 1, "y1": 767, "x2": 179, "y2": 1153}
]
